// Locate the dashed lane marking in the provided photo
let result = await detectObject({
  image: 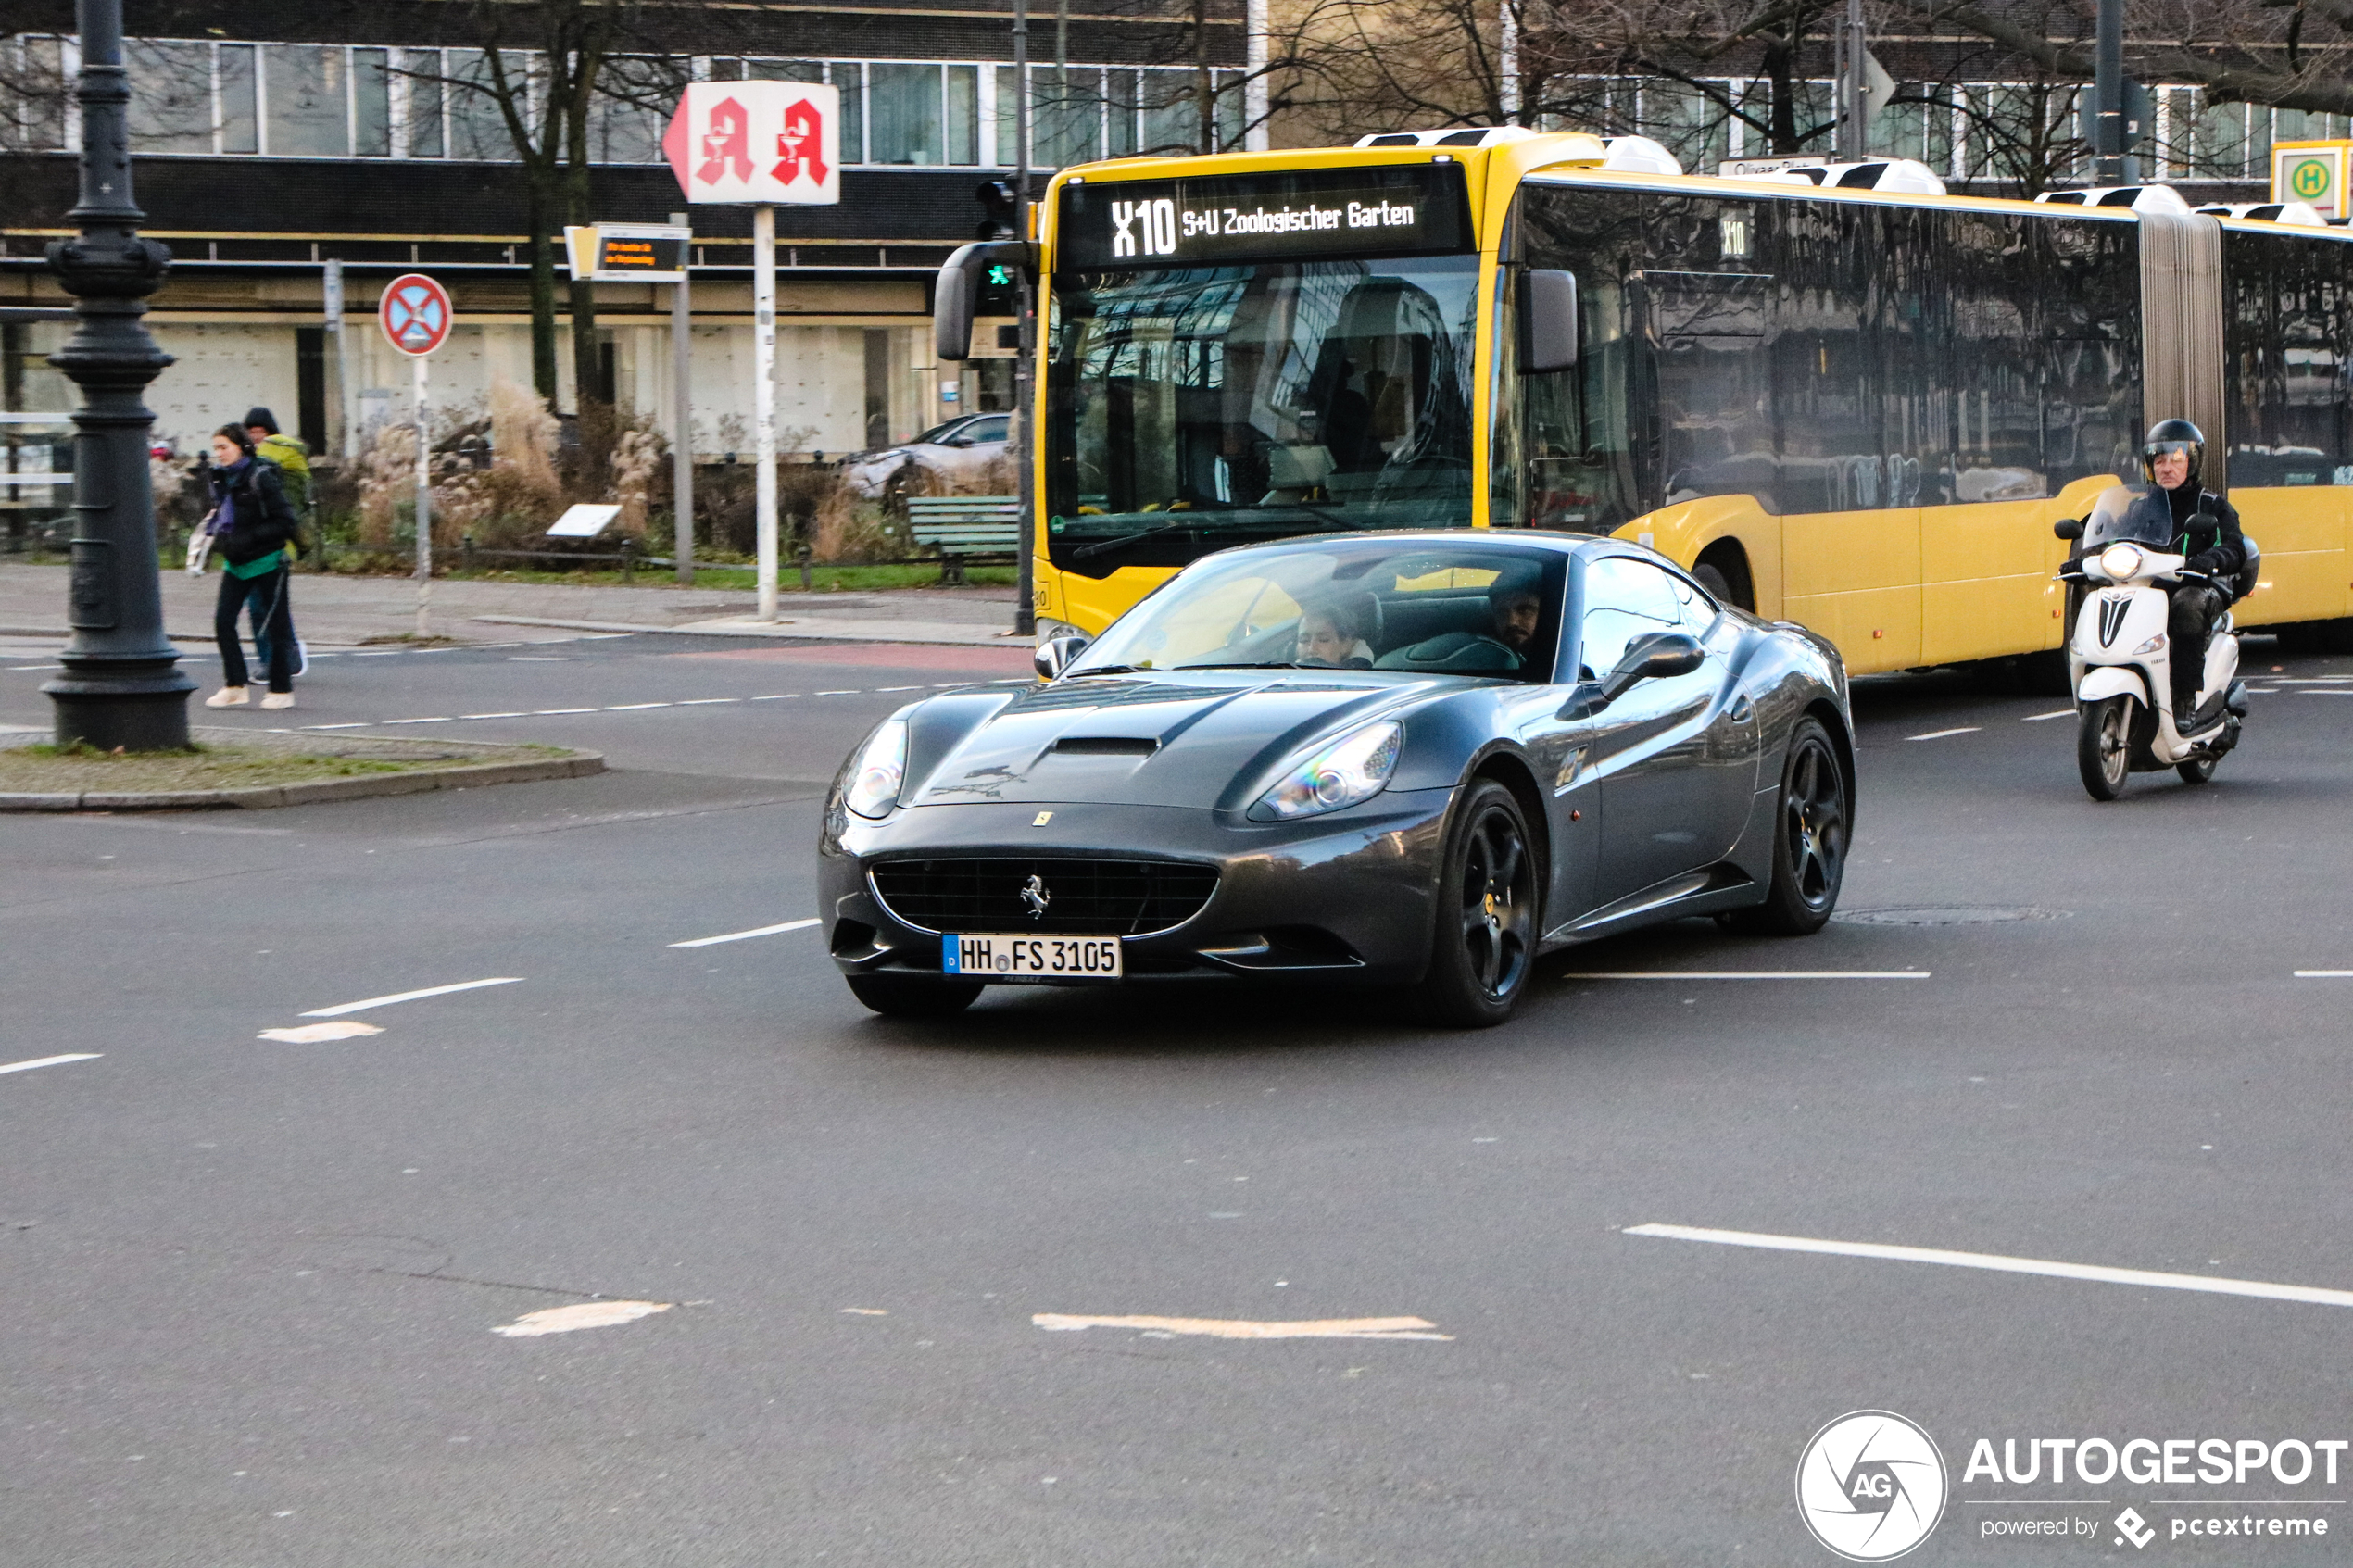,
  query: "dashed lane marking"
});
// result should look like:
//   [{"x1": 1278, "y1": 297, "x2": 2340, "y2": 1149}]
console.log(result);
[
  {"x1": 532, "y1": 708, "x2": 598, "y2": 715},
  {"x1": 1625, "y1": 1222, "x2": 2353, "y2": 1311},
  {"x1": 459, "y1": 711, "x2": 529, "y2": 720},
  {"x1": 604, "y1": 702, "x2": 671, "y2": 710},
  {"x1": 377, "y1": 716, "x2": 453, "y2": 725},
  {"x1": 301, "y1": 977, "x2": 522, "y2": 1019},
  {"x1": 1566, "y1": 971, "x2": 1929, "y2": 981},
  {"x1": 2294, "y1": 971, "x2": 2353, "y2": 977},
  {"x1": 492, "y1": 1301, "x2": 673, "y2": 1337},
  {"x1": 258, "y1": 1022, "x2": 384, "y2": 1043},
  {"x1": 0, "y1": 1053, "x2": 101, "y2": 1076},
  {"x1": 669, "y1": 917, "x2": 822, "y2": 948},
  {"x1": 676, "y1": 697, "x2": 739, "y2": 705},
  {"x1": 2021, "y1": 709, "x2": 2075, "y2": 721},
  {"x1": 814, "y1": 689, "x2": 859, "y2": 696},
  {"x1": 1034, "y1": 1313, "x2": 1452, "y2": 1341},
  {"x1": 1907, "y1": 726, "x2": 1982, "y2": 740}
]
